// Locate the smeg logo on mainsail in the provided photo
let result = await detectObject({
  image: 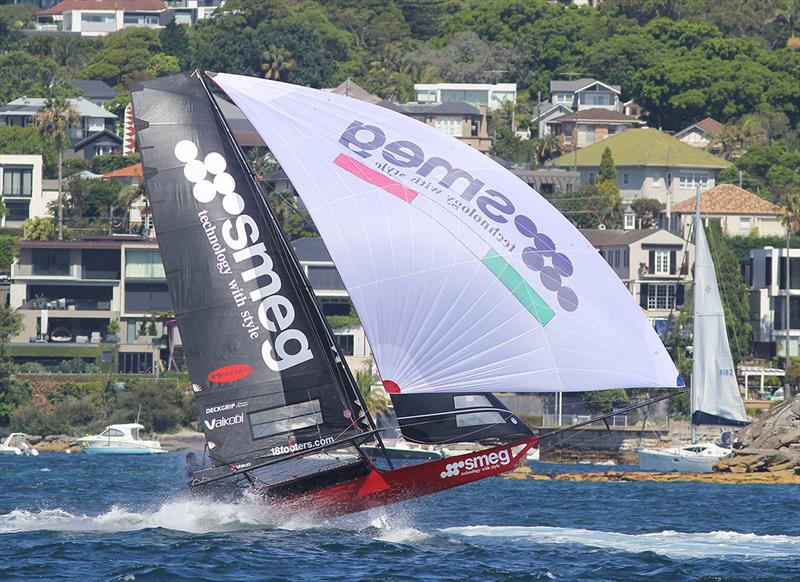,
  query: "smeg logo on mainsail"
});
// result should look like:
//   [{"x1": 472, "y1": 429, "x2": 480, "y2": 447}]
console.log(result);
[{"x1": 173, "y1": 139, "x2": 313, "y2": 372}]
